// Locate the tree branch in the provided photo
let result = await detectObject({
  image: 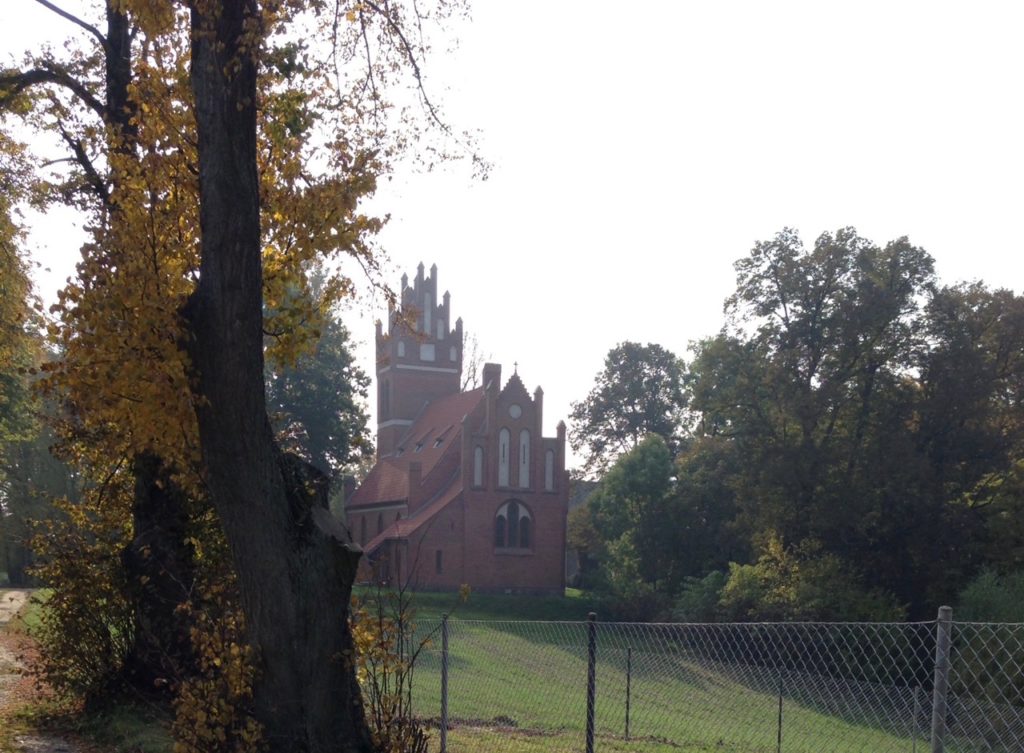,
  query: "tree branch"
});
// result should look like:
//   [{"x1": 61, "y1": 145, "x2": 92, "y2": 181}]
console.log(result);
[
  {"x1": 57, "y1": 124, "x2": 111, "y2": 207},
  {"x1": 0, "y1": 65, "x2": 106, "y2": 120},
  {"x1": 361, "y1": 0, "x2": 449, "y2": 134},
  {"x1": 32, "y1": 0, "x2": 110, "y2": 54}
]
